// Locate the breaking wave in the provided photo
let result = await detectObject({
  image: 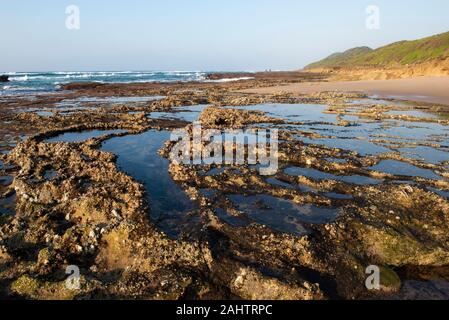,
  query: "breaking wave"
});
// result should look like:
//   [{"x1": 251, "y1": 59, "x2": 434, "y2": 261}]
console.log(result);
[{"x1": 0, "y1": 71, "x2": 238, "y2": 96}]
